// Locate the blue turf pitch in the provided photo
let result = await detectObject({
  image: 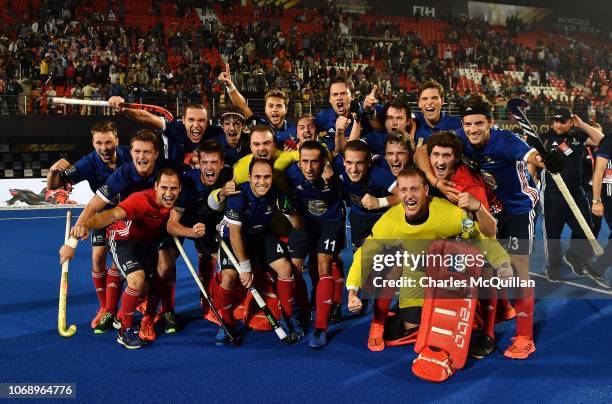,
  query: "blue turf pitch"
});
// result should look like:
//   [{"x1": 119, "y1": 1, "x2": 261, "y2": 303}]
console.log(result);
[{"x1": 0, "y1": 208, "x2": 610, "y2": 403}]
